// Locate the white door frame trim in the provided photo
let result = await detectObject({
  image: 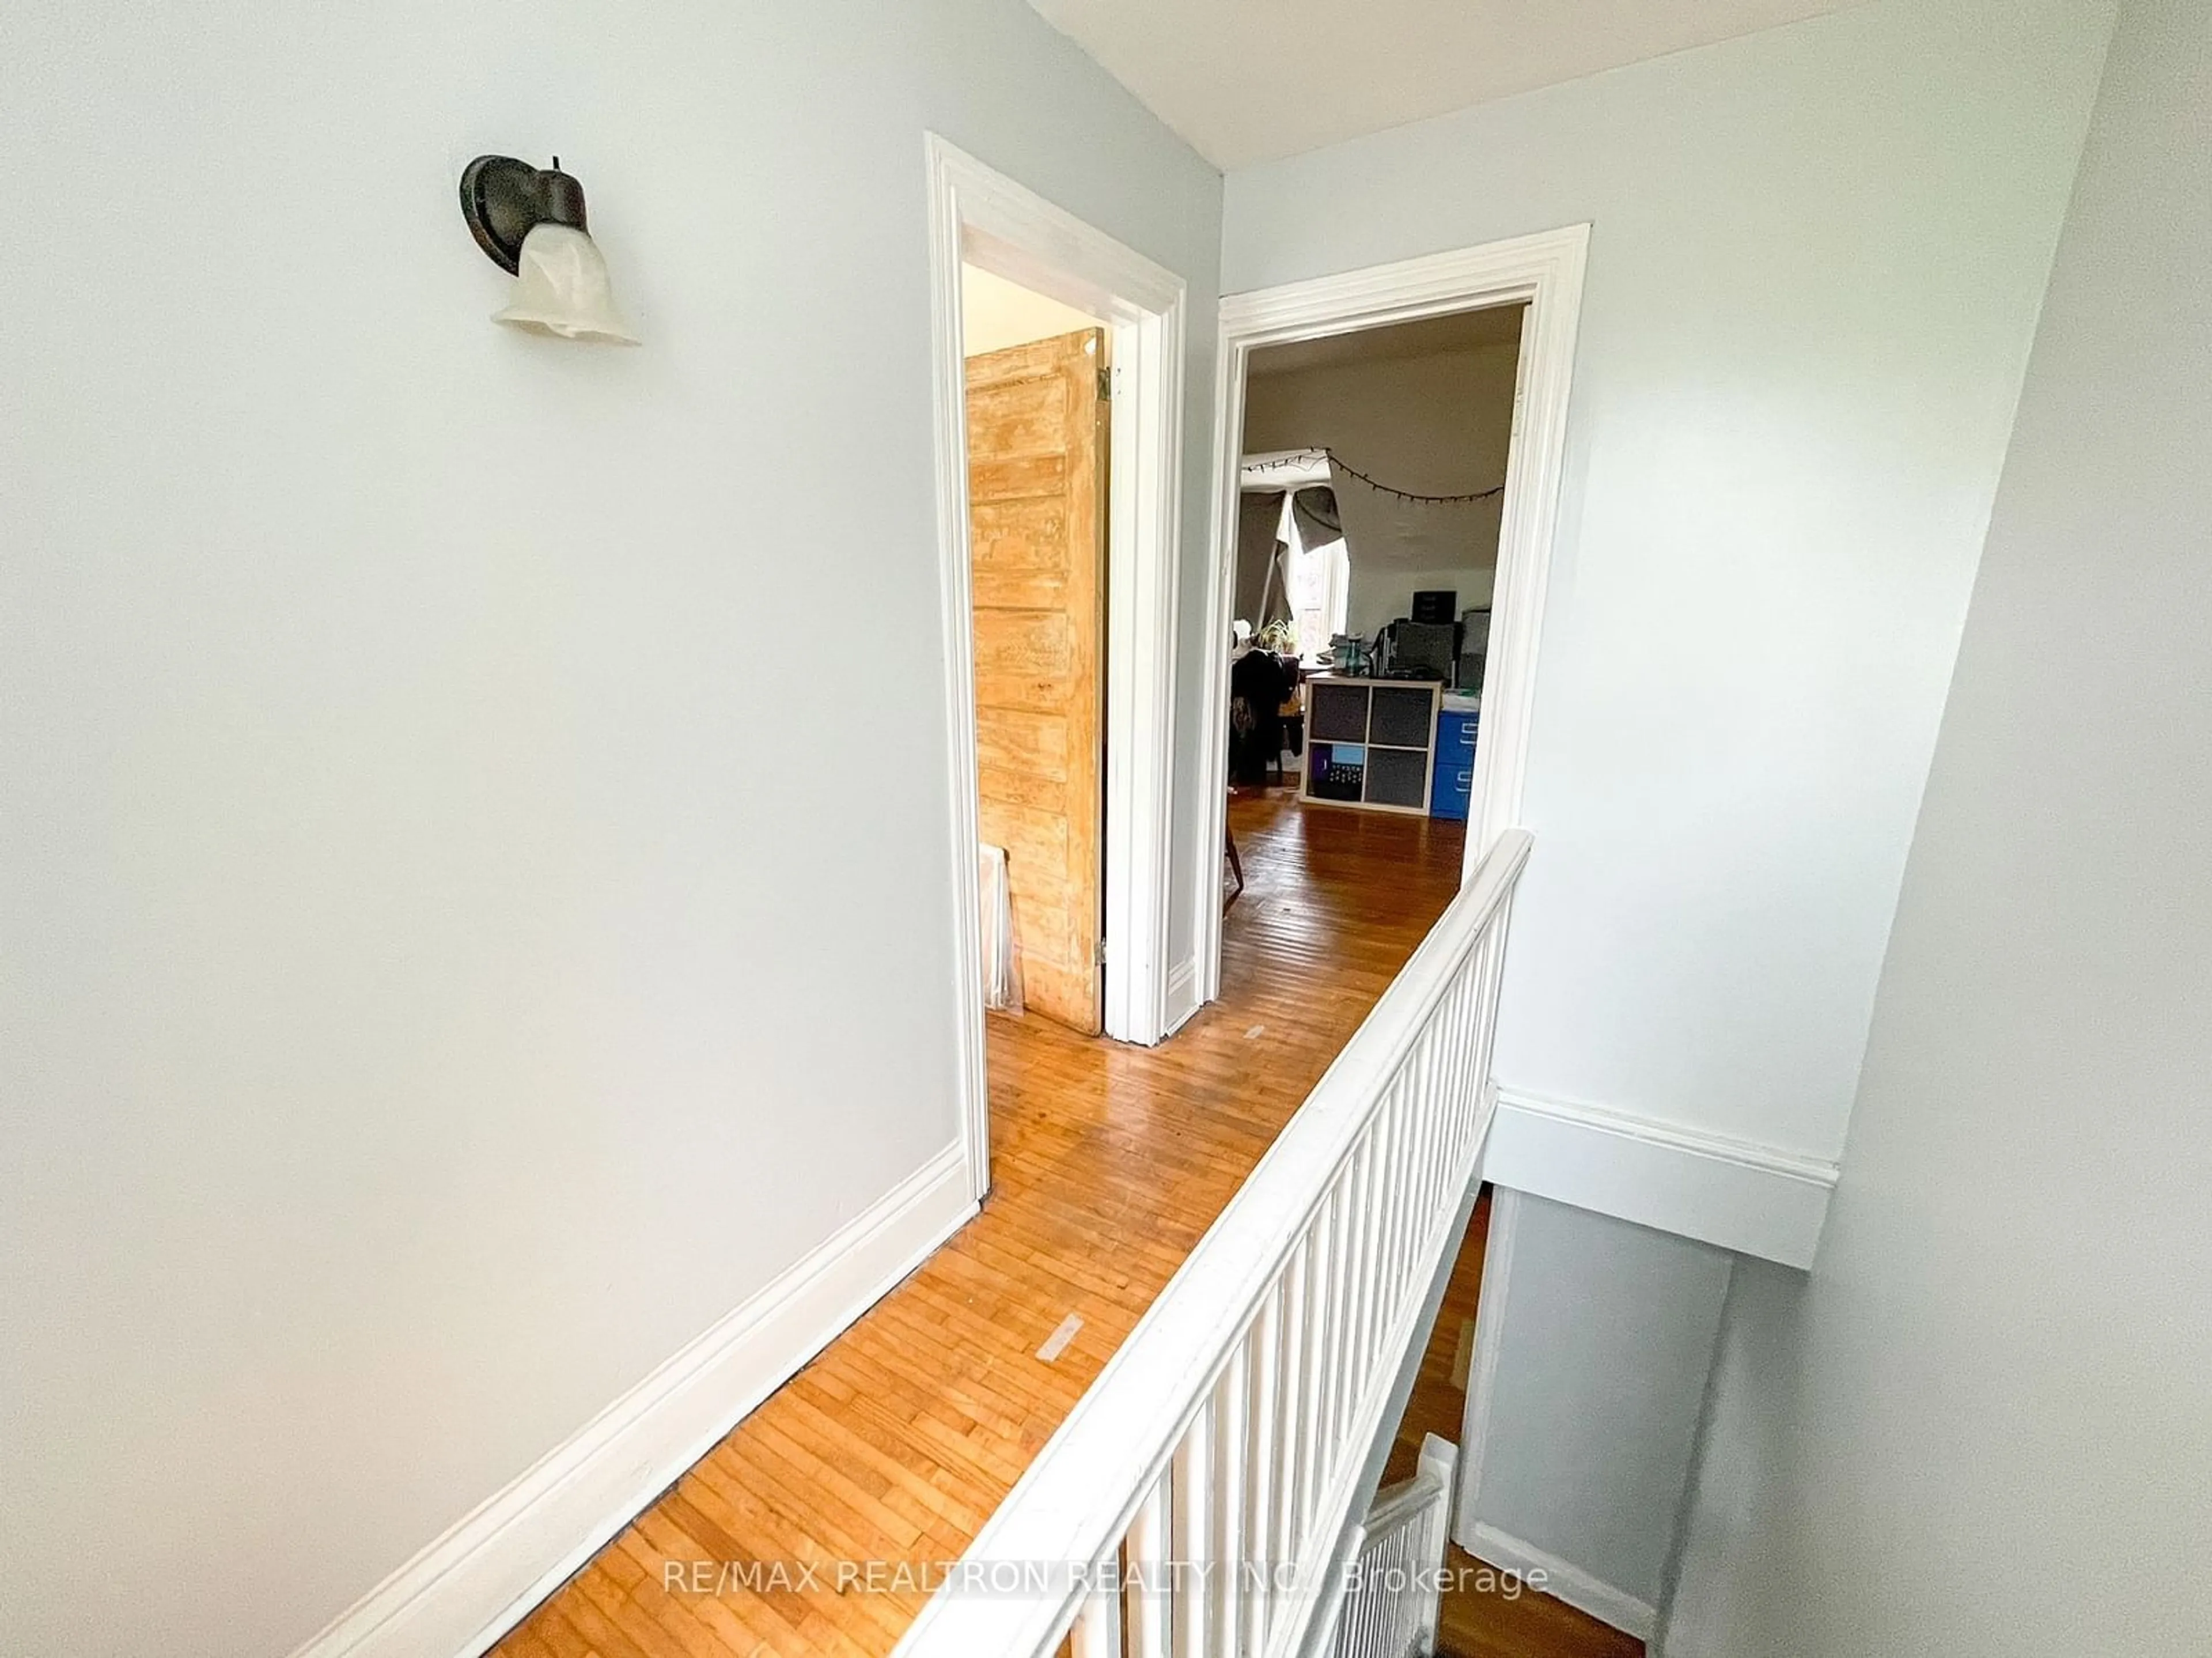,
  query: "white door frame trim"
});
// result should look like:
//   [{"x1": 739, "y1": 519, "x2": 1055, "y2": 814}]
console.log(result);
[
  {"x1": 1193, "y1": 225, "x2": 1589, "y2": 1002},
  {"x1": 925, "y1": 135, "x2": 1188, "y2": 1199}
]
